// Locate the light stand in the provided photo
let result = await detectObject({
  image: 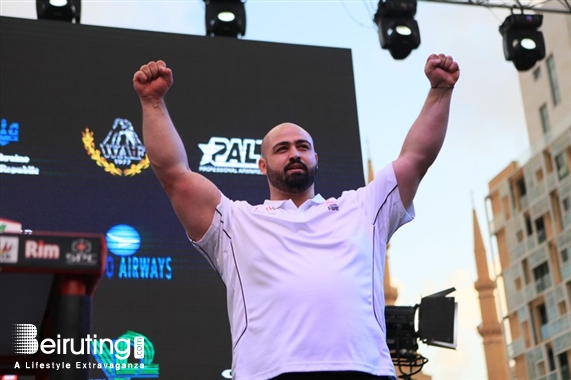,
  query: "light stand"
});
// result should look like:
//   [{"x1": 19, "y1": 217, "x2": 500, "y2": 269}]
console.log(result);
[{"x1": 385, "y1": 287, "x2": 457, "y2": 379}]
